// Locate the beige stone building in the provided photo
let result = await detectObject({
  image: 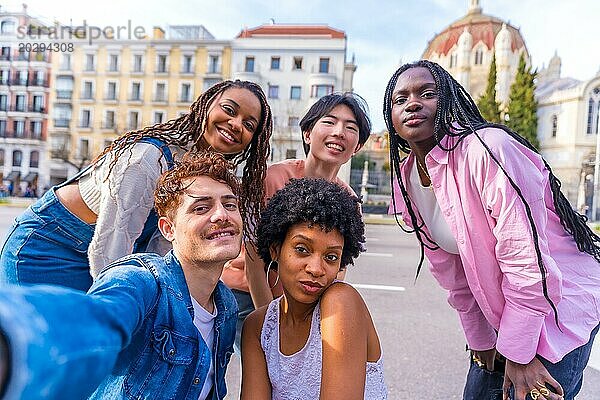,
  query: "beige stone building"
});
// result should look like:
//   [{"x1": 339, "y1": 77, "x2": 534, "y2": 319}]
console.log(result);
[{"x1": 48, "y1": 25, "x2": 231, "y2": 185}]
